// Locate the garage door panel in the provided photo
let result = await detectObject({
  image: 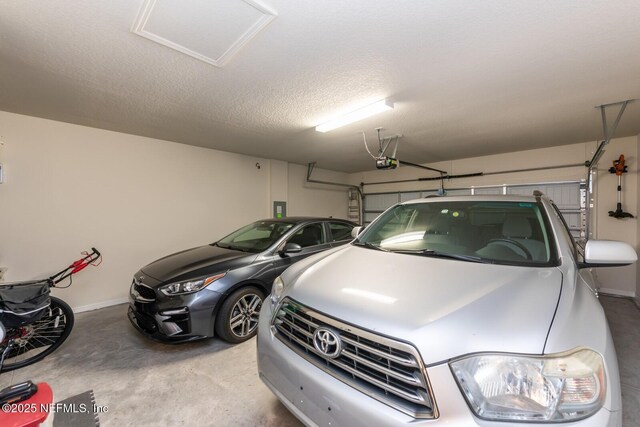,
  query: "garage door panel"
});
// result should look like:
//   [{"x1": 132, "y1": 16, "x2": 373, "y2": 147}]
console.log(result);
[
  {"x1": 507, "y1": 183, "x2": 580, "y2": 209},
  {"x1": 364, "y1": 212, "x2": 380, "y2": 224},
  {"x1": 445, "y1": 189, "x2": 472, "y2": 196},
  {"x1": 399, "y1": 192, "x2": 422, "y2": 202},
  {"x1": 364, "y1": 194, "x2": 399, "y2": 211},
  {"x1": 473, "y1": 187, "x2": 502, "y2": 195},
  {"x1": 561, "y1": 212, "x2": 581, "y2": 228},
  {"x1": 363, "y1": 181, "x2": 585, "y2": 237},
  {"x1": 506, "y1": 185, "x2": 539, "y2": 196},
  {"x1": 543, "y1": 183, "x2": 581, "y2": 210}
]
